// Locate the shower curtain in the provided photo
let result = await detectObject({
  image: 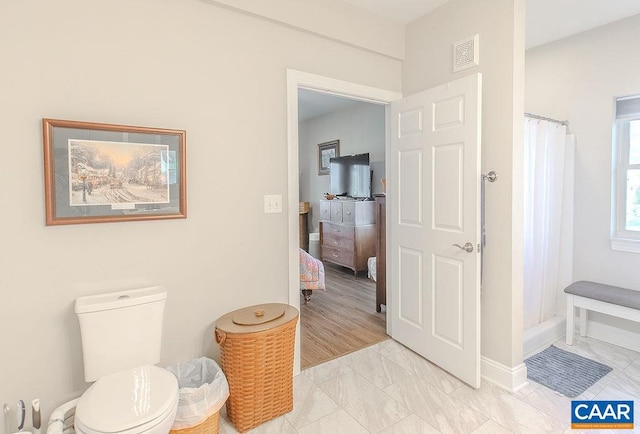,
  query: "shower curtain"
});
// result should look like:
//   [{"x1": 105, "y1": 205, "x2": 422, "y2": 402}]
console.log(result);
[{"x1": 523, "y1": 118, "x2": 574, "y2": 330}]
